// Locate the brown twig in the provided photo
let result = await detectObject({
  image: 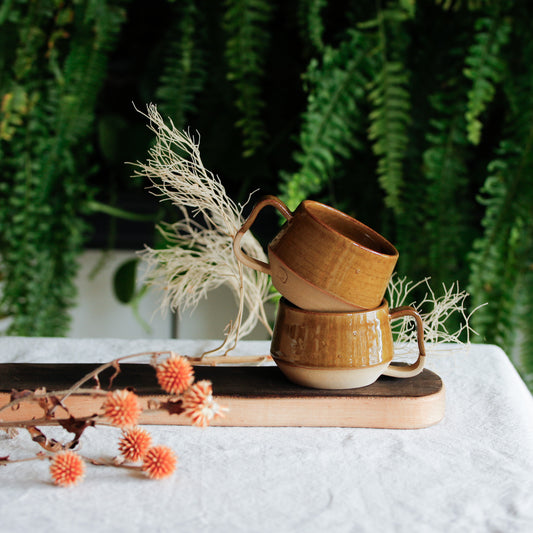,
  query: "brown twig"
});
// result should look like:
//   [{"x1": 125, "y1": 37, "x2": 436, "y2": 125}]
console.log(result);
[
  {"x1": 0, "y1": 452, "x2": 48, "y2": 466},
  {"x1": 60, "y1": 350, "x2": 176, "y2": 402},
  {"x1": 0, "y1": 388, "x2": 108, "y2": 415},
  {"x1": 188, "y1": 354, "x2": 272, "y2": 366},
  {"x1": 0, "y1": 414, "x2": 101, "y2": 430}
]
